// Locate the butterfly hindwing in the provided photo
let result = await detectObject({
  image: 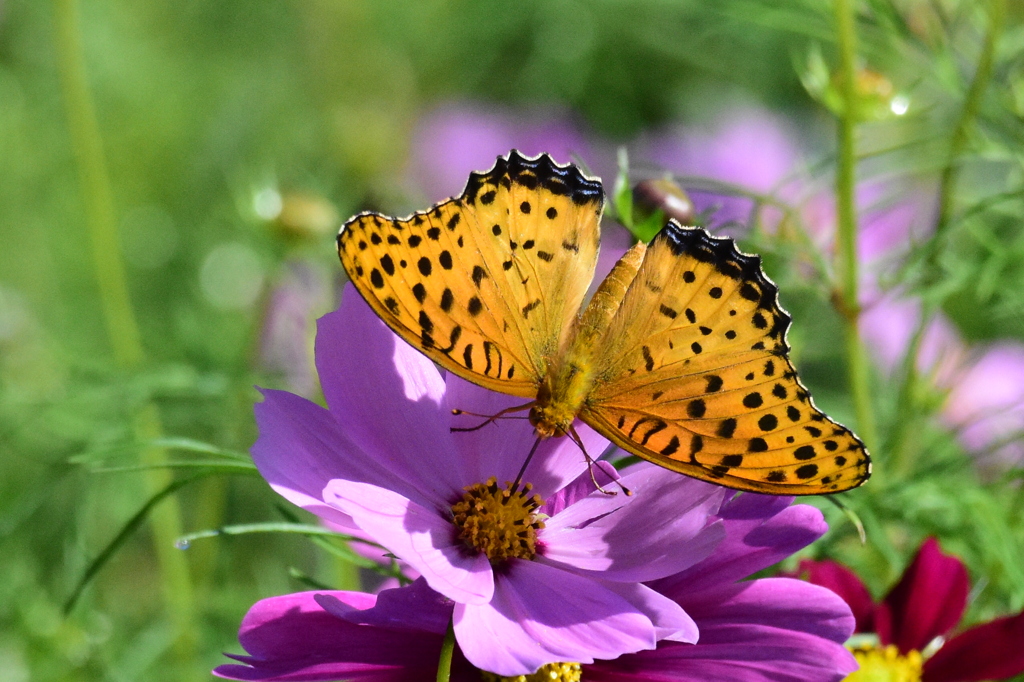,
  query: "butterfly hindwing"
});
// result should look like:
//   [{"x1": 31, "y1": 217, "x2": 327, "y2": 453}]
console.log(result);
[
  {"x1": 583, "y1": 223, "x2": 870, "y2": 494},
  {"x1": 338, "y1": 151, "x2": 603, "y2": 396}
]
